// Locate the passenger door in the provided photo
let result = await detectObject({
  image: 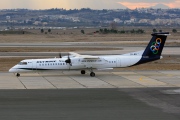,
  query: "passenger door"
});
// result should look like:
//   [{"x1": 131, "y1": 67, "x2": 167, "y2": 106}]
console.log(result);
[
  {"x1": 32, "y1": 60, "x2": 37, "y2": 71},
  {"x1": 116, "y1": 58, "x2": 121, "y2": 67}
]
